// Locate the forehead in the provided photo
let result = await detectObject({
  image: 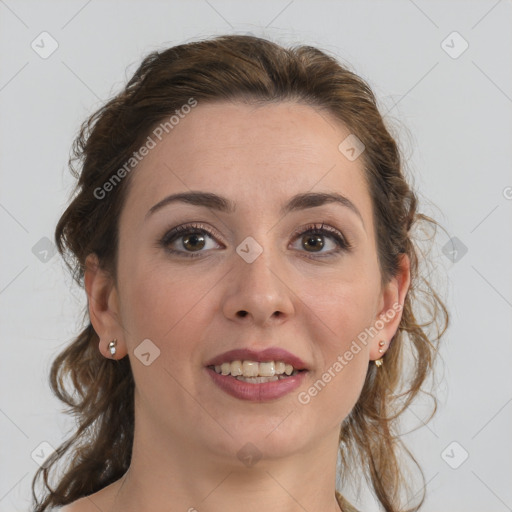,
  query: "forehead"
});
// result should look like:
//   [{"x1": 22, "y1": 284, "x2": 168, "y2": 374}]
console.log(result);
[{"x1": 122, "y1": 101, "x2": 373, "y2": 226}]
